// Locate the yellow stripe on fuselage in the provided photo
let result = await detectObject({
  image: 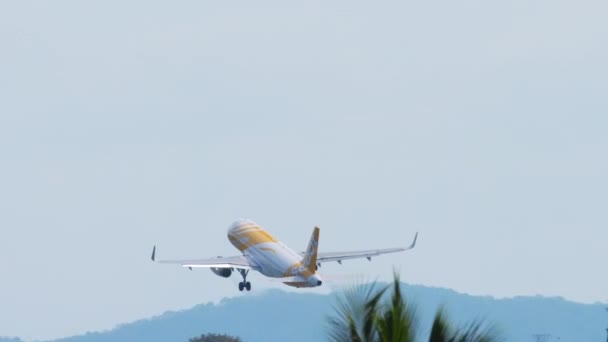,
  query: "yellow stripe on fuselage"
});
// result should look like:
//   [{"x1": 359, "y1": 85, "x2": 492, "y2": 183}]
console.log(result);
[{"x1": 228, "y1": 226, "x2": 278, "y2": 252}]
